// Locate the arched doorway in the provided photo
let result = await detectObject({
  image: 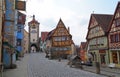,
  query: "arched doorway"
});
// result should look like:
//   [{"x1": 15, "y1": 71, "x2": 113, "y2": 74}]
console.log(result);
[{"x1": 30, "y1": 44, "x2": 37, "y2": 53}]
